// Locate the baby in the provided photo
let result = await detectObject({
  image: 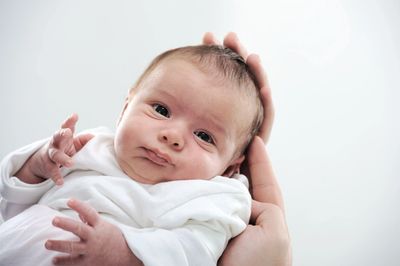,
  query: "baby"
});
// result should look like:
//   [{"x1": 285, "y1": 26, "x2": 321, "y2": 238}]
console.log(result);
[{"x1": 0, "y1": 45, "x2": 264, "y2": 265}]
